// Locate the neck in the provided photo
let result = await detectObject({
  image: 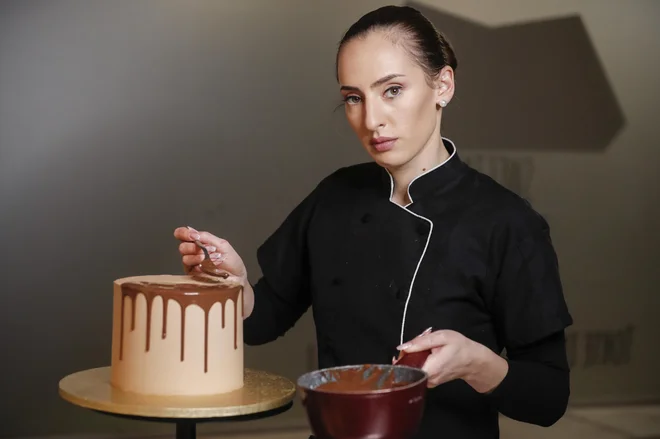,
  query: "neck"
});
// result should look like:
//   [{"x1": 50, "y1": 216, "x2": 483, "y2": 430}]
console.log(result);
[{"x1": 389, "y1": 133, "x2": 449, "y2": 206}]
